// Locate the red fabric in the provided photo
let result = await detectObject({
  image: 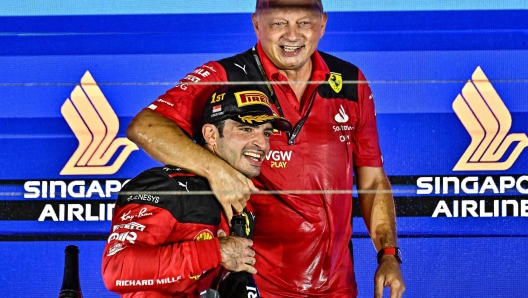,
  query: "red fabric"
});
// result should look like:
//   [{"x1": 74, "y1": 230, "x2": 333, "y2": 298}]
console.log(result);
[
  {"x1": 383, "y1": 247, "x2": 397, "y2": 255},
  {"x1": 168, "y1": 172, "x2": 196, "y2": 178},
  {"x1": 101, "y1": 203, "x2": 228, "y2": 297},
  {"x1": 150, "y1": 62, "x2": 227, "y2": 137},
  {"x1": 148, "y1": 46, "x2": 383, "y2": 297}
]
